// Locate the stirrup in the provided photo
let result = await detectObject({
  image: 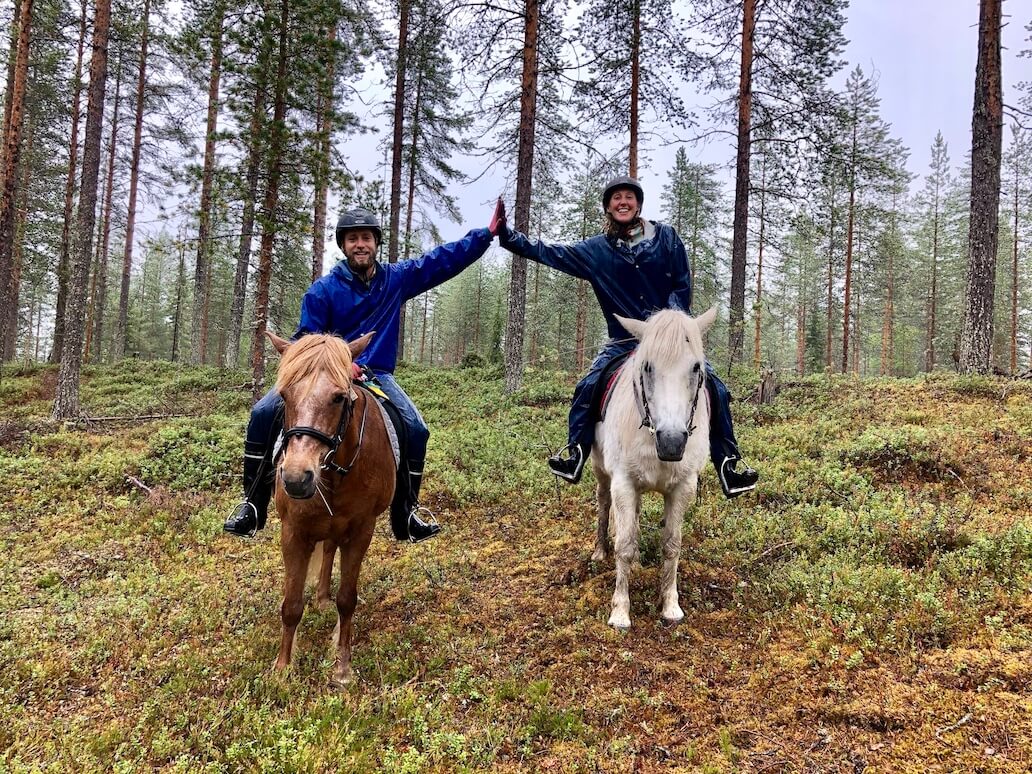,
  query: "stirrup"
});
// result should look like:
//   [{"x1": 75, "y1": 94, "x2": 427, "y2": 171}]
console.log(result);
[
  {"x1": 224, "y1": 500, "x2": 260, "y2": 538},
  {"x1": 547, "y1": 443, "x2": 586, "y2": 484},
  {"x1": 718, "y1": 456, "x2": 758, "y2": 498},
  {"x1": 407, "y1": 506, "x2": 441, "y2": 544}
]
